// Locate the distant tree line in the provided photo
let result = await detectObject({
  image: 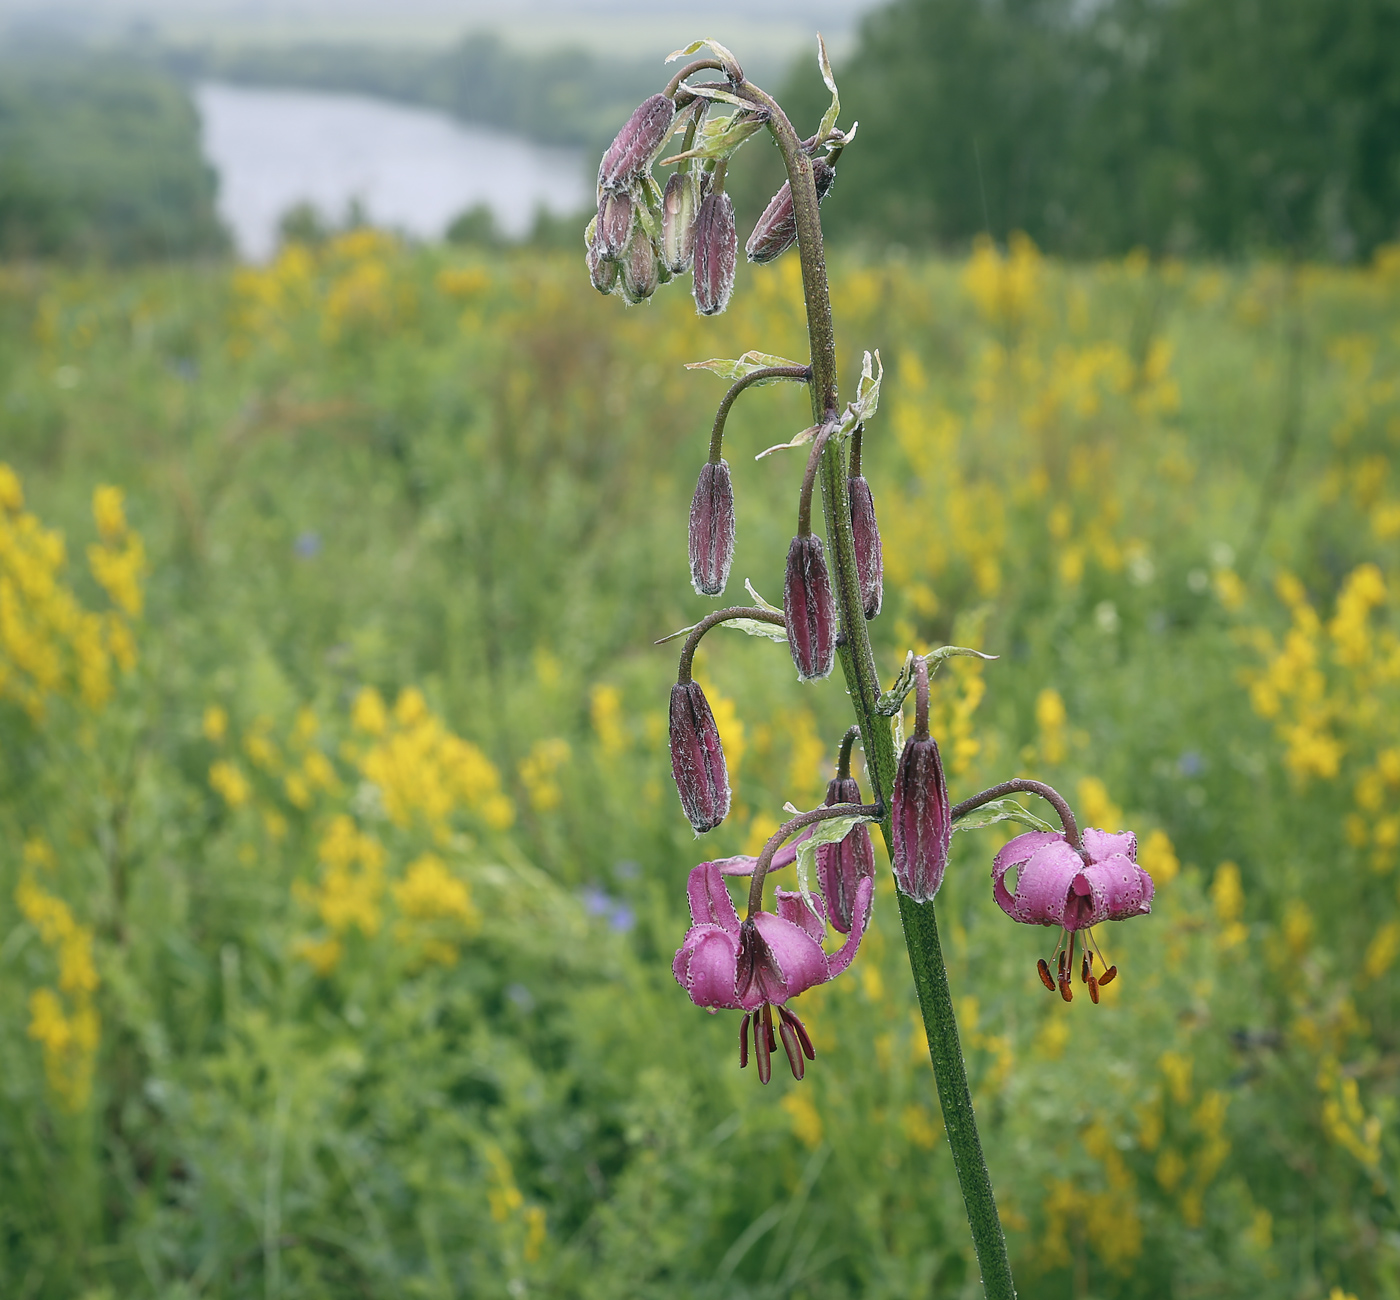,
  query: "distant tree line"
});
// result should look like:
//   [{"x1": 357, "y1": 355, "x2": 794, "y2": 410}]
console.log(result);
[
  {"x1": 0, "y1": 54, "x2": 227, "y2": 262},
  {"x1": 780, "y1": 0, "x2": 1400, "y2": 258}
]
